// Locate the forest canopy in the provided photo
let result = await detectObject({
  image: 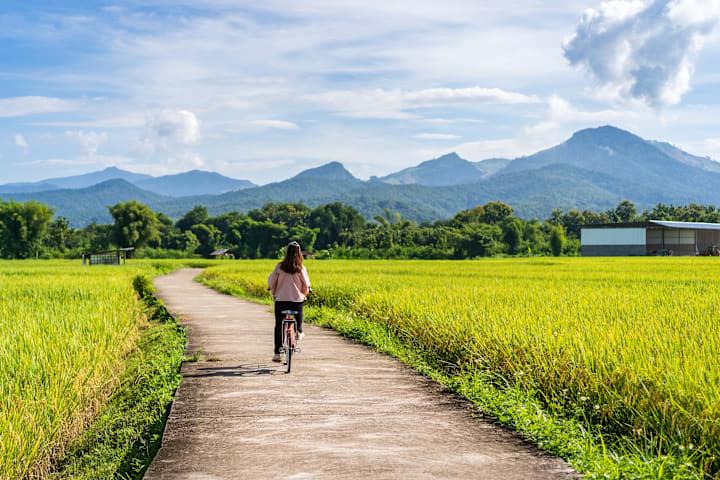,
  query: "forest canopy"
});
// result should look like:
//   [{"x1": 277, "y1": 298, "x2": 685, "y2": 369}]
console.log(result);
[{"x1": 1, "y1": 198, "x2": 718, "y2": 260}]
